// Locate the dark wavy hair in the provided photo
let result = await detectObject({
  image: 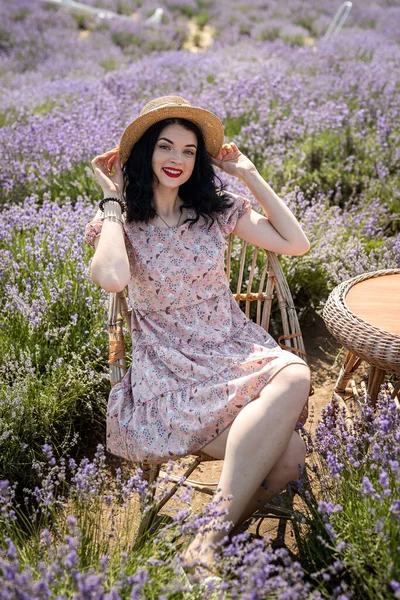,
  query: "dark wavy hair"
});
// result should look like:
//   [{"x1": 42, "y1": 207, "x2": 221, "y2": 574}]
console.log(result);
[{"x1": 121, "y1": 117, "x2": 235, "y2": 232}]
